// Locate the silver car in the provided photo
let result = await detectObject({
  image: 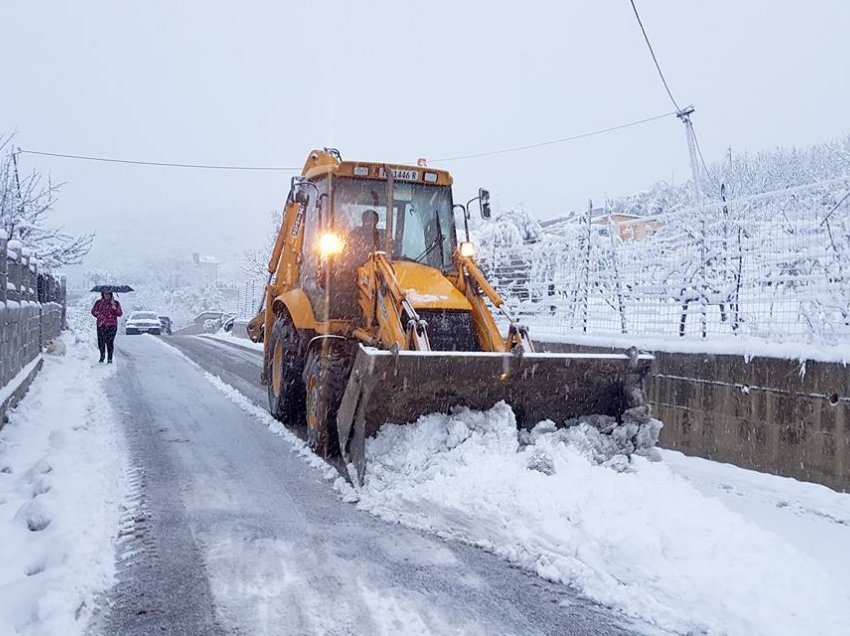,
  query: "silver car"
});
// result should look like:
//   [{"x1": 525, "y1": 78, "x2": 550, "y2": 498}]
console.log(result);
[{"x1": 125, "y1": 311, "x2": 162, "y2": 335}]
